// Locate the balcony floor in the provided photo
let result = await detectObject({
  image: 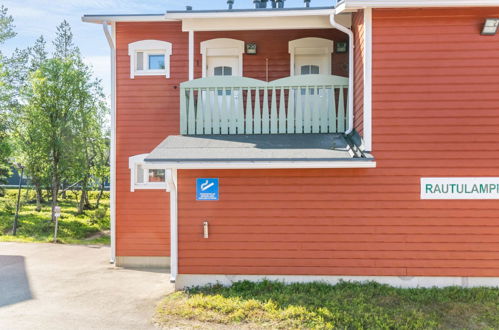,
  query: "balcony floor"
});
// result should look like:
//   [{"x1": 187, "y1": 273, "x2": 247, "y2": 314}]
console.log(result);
[{"x1": 144, "y1": 134, "x2": 374, "y2": 169}]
